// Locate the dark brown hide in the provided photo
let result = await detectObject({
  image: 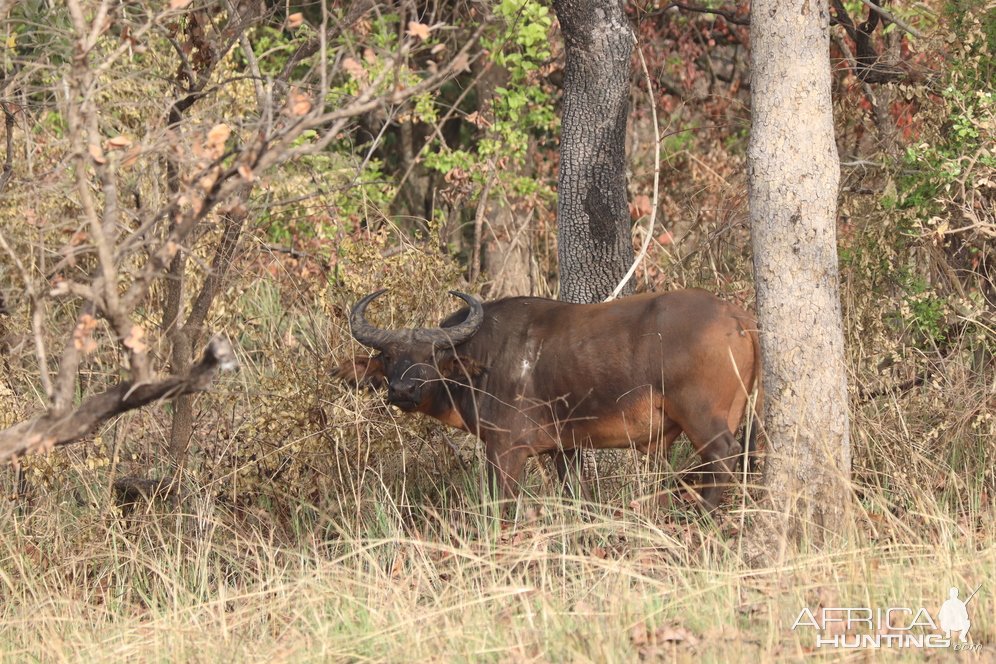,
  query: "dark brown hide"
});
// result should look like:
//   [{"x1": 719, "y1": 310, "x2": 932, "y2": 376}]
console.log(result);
[{"x1": 335, "y1": 290, "x2": 763, "y2": 509}]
